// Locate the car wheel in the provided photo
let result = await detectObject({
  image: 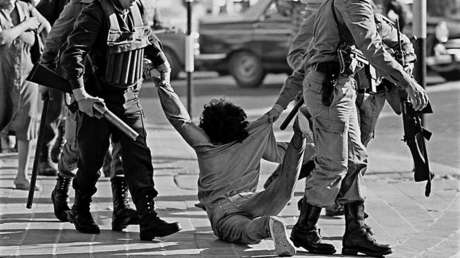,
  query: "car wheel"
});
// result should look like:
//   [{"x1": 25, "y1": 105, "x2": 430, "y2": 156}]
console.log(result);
[
  {"x1": 163, "y1": 47, "x2": 182, "y2": 80},
  {"x1": 229, "y1": 51, "x2": 266, "y2": 88},
  {"x1": 438, "y1": 70, "x2": 460, "y2": 81}
]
